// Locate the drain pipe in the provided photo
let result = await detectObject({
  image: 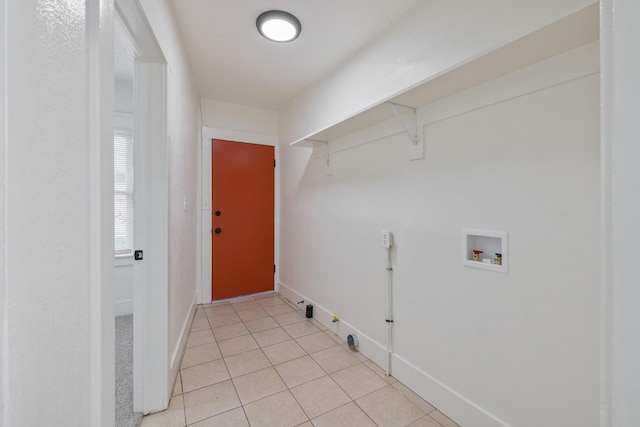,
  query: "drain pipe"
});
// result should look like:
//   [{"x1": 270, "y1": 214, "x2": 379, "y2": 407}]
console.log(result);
[{"x1": 385, "y1": 244, "x2": 394, "y2": 376}]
